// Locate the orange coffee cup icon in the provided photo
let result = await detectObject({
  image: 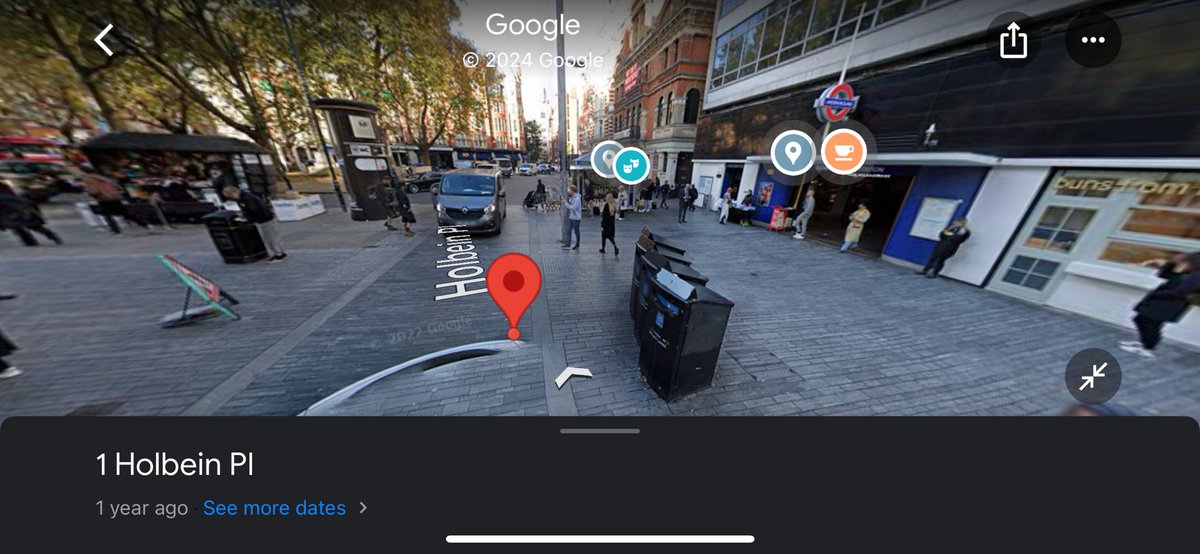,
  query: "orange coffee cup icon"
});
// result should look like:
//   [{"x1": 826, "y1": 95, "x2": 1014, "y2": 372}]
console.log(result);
[{"x1": 822, "y1": 129, "x2": 867, "y2": 175}]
